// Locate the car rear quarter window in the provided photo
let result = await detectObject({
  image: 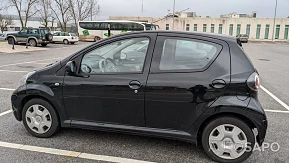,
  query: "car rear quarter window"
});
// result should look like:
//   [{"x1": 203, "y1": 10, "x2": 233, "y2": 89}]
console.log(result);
[{"x1": 158, "y1": 38, "x2": 221, "y2": 71}]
